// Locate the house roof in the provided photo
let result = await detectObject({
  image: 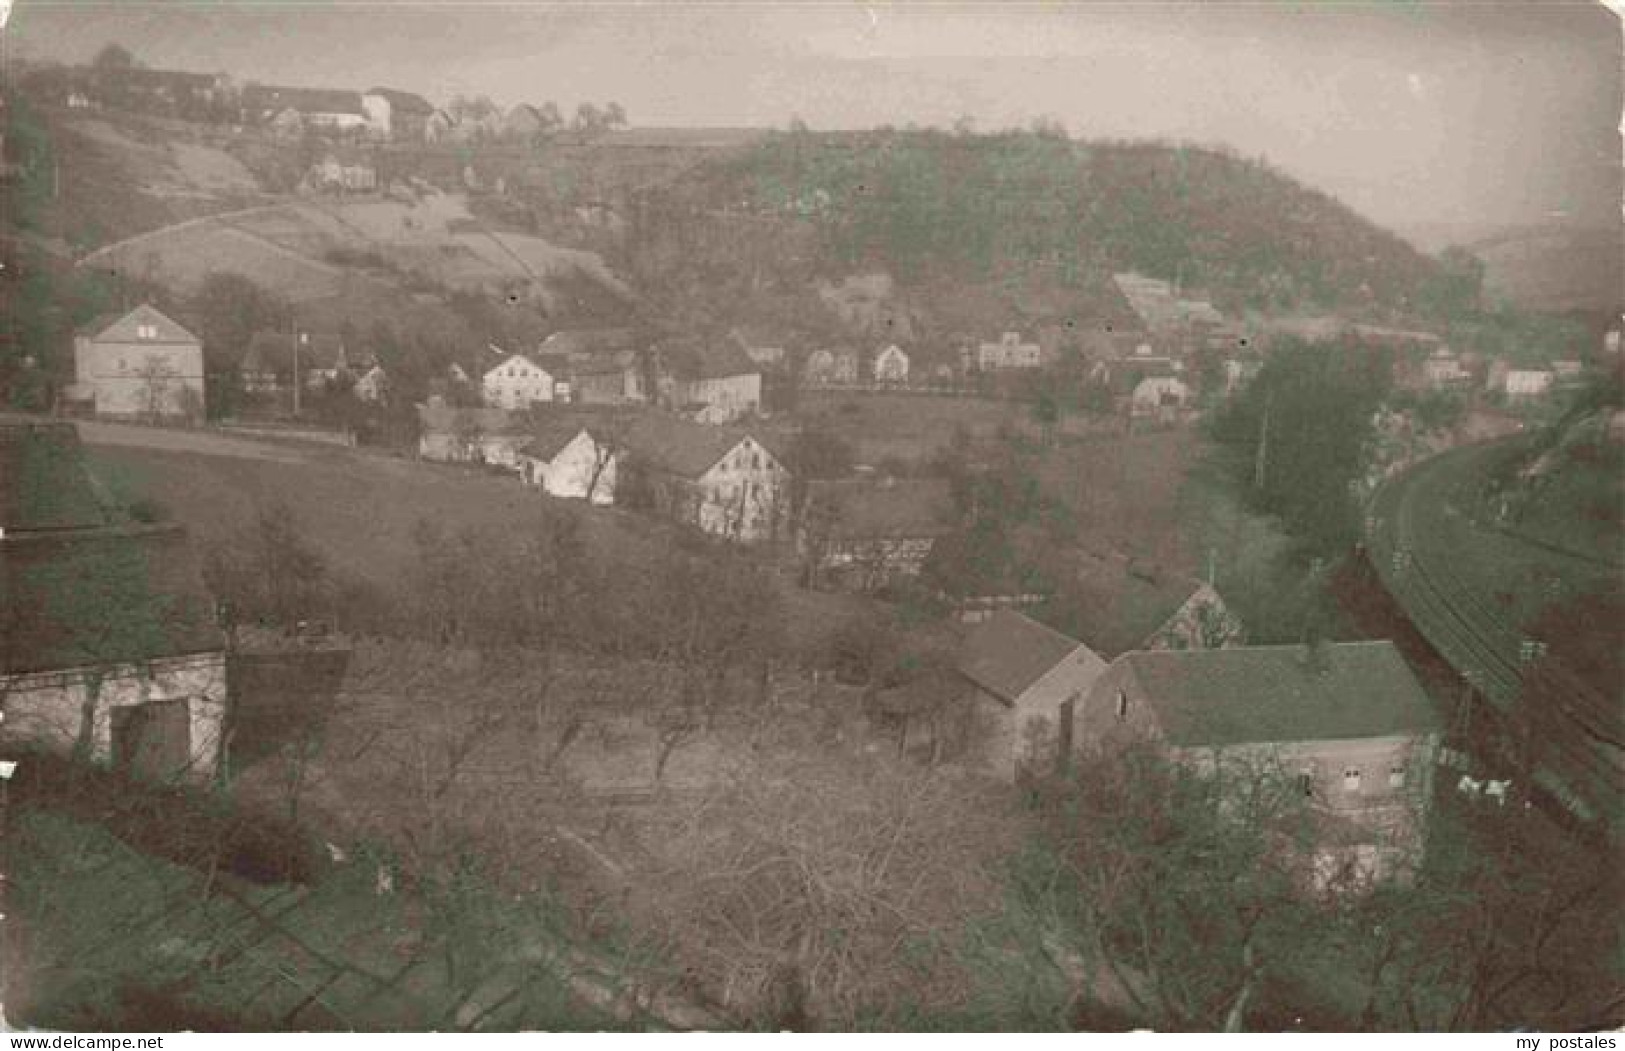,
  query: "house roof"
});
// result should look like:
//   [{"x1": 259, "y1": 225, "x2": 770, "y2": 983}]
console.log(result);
[
  {"x1": 1119, "y1": 641, "x2": 1441, "y2": 748},
  {"x1": 621, "y1": 412, "x2": 764, "y2": 478},
  {"x1": 0, "y1": 422, "x2": 106, "y2": 532},
  {"x1": 805, "y1": 478, "x2": 956, "y2": 540},
  {"x1": 416, "y1": 401, "x2": 527, "y2": 437},
  {"x1": 538, "y1": 328, "x2": 643, "y2": 358},
  {"x1": 1, "y1": 524, "x2": 224, "y2": 676},
  {"x1": 243, "y1": 84, "x2": 366, "y2": 116},
  {"x1": 958, "y1": 610, "x2": 1099, "y2": 705},
  {"x1": 80, "y1": 304, "x2": 199, "y2": 346},
  {"x1": 655, "y1": 336, "x2": 759, "y2": 381},
  {"x1": 366, "y1": 87, "x2": 434, "y2": 115},
  {"x1": 1057, "y1": 554, "x2": 1212, "y2": 659},
  {"x1": 518, "y1": 417, "x2": 603, "y2": 463}
]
